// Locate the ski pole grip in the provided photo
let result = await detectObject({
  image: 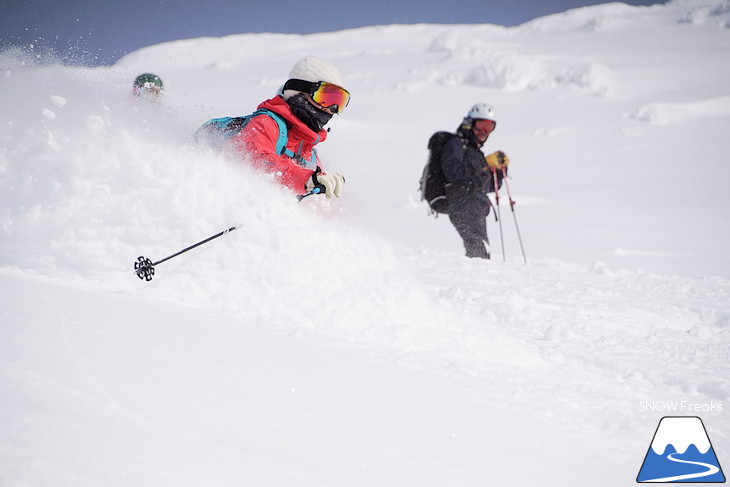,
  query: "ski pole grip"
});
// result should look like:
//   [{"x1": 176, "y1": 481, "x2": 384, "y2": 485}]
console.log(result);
[
  {"x1": 308, "y1": 167, "x2": 327, "y2": 195},
  {"x1": 297, "y1": 184, "x2": 327, "y2": 201}
]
